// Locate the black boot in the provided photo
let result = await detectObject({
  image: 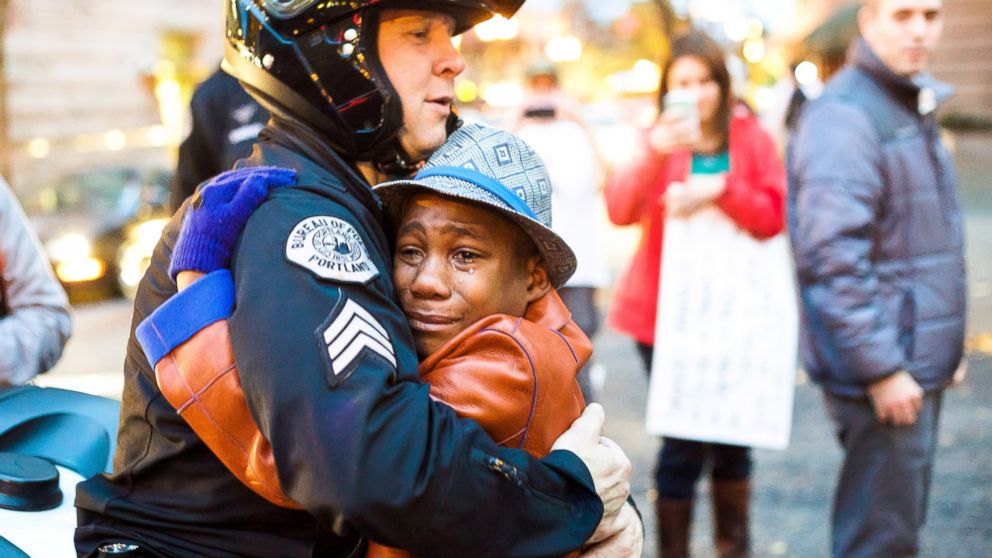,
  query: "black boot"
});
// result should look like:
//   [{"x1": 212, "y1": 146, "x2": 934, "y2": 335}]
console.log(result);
[
  {"x1": 655, "y1": 497, "x2": 693, "y2": 558},
  {"x1": 711, "y1": 479, "x2": 750, "y2": 558}
]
